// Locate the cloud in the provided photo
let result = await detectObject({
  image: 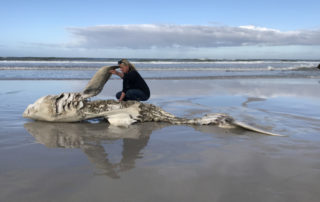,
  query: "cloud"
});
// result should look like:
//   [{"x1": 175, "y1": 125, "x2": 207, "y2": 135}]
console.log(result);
[{"x1": 66, "y1": 24, "x2": 320, "y2": 49}]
